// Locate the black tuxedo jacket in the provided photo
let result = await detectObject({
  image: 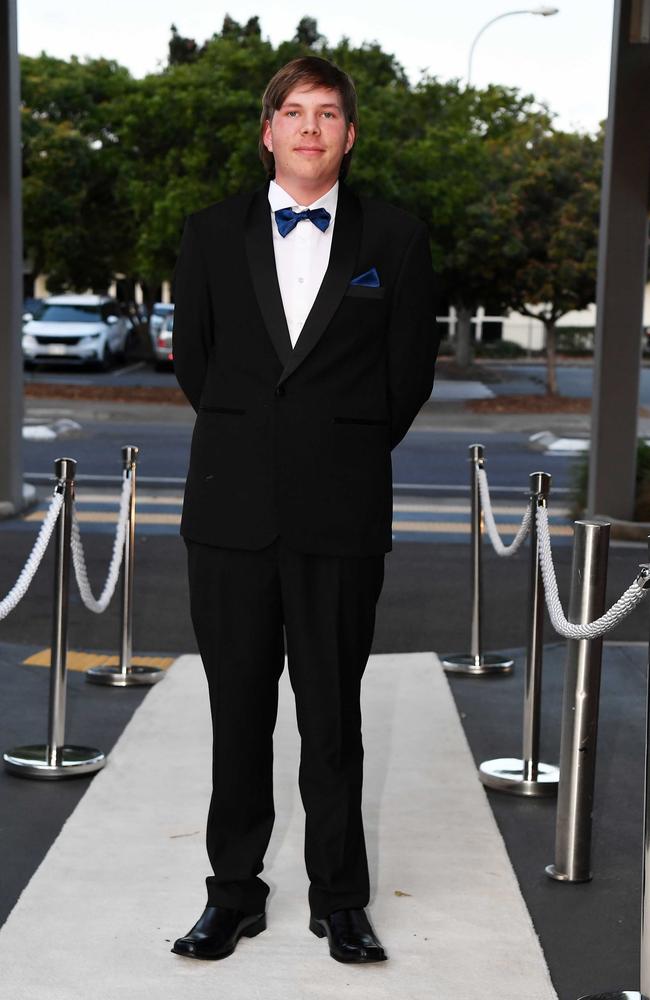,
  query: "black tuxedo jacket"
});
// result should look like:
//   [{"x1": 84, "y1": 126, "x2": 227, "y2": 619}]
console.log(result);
[{"x1": 171, "y1": 179, "x2": 441, "y2": 556}]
